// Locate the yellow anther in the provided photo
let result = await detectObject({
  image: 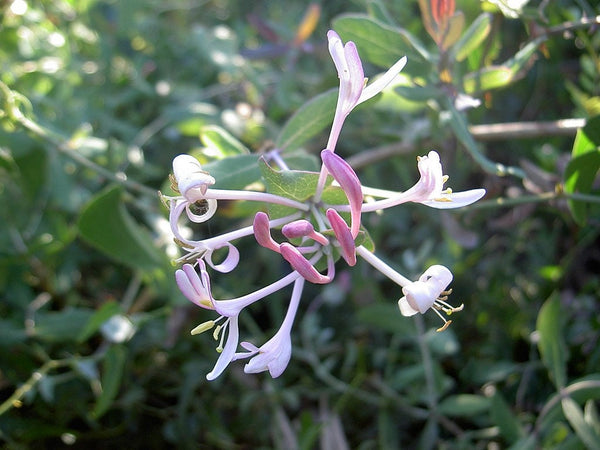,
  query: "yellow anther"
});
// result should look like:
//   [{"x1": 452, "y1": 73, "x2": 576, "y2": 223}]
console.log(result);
[
  {"x1": 434, "y1": 197, "x2": 453, "y2": 202},
  {"x1": 212, "y1": 324, "x2": 222, "y2": 340},
  {"x1": 168, "y1": 173, "x2": 180, "y2": 193},
  {"x1": 436, "y1": 320, "x2": 452, "y2": 332},
  {"x1": 443, "y1": 303, "x2": 464, "y2": 316},
  {"x1": 191, "y1": 320, "x2": 215, "y2": 335},
  {"x1": 442, "y1": 175, "x2": 449, "y2": 183},
  {"x1": 199, "y1": 298, "x2": 213, "y2": 308}
]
